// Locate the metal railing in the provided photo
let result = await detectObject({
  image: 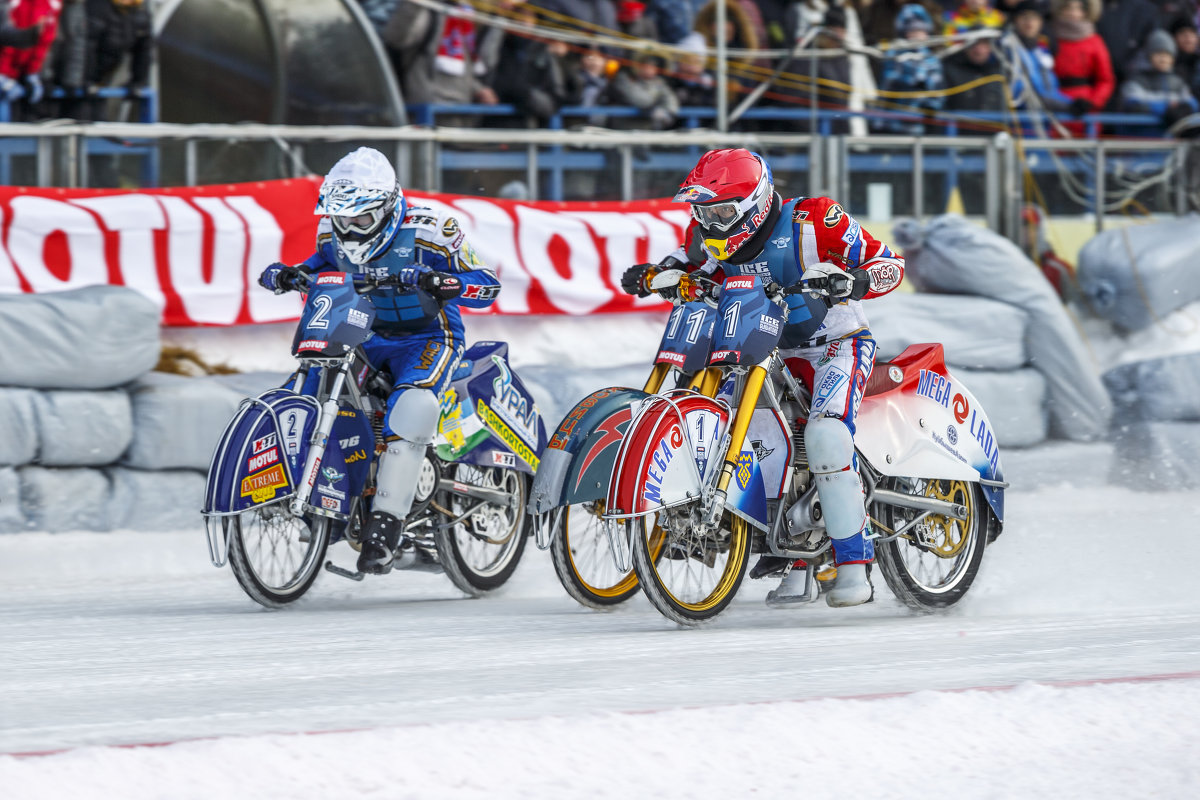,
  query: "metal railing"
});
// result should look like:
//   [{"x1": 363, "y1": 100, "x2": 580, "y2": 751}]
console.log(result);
[{"x1": 0, "y1": 116, "x2": 1192, "y2": 241}]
